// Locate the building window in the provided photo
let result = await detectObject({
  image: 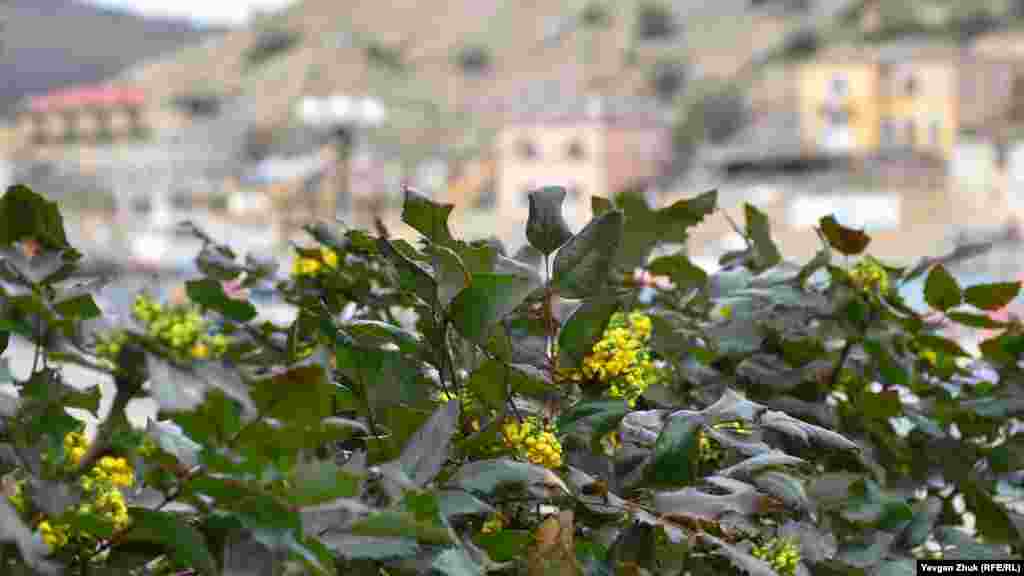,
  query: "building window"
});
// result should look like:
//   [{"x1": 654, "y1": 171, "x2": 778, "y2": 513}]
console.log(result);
[
  {"x1": 880, "y1": 117, "x2": 896, "y2": 147},
  {"x1": 517, "y1": 138, "x2": 538, "y2": 161},
  {"x1": 566, "y1": 138, "x2": 585, "y2": 161},
  {"x1": 928, "y1": 119, "x2": 941, "y2": 146},
  {"x1": 829, "y1": 74, "x2": 848, "y2": 98},
  {"x1": 904, "y1": 119, "x2": 916, "y2": 147},
  {"x1": 904, "y1": 74, "x2": 917, "y2": 96},
  {"x1": 31, "y1": 113, "x2": 47, "y2": 146}
]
